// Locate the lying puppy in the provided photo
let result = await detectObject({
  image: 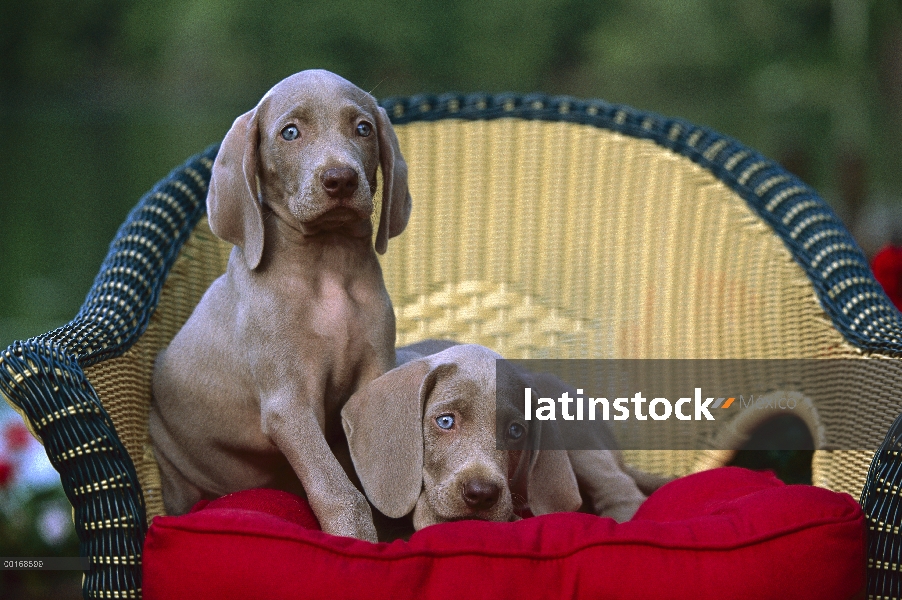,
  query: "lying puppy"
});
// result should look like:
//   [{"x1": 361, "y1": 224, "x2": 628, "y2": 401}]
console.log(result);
[
  {"x1": 341, "y1": 343, "x2": 663, "y2": 532},
  {"x1": 150, "y1": 70, "x2": 411, "y2": 541}
]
